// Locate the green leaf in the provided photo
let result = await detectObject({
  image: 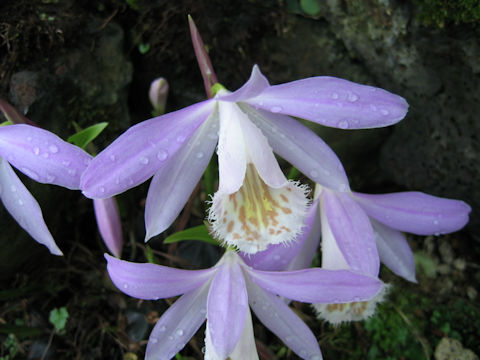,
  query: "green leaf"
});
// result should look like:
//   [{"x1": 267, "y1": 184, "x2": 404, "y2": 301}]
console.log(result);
[
  {"x1": 145, "y1": 245, "x2": 160, "y2": 264},
  {"x1": 67, "y1": 122, "x2": 108, "y2": 150},
  {"x1": 0, "y1": 120, "x2": 13, "y2": 127},
  {"x1": 49, "y1": 307, "x2": 69, "y2": 333},
  {"x1": 300, "y1": 0, "x2": 321, "y2": 16},
  {"x1": 138, "y1": 43, "x2": 150, "y2": 54},
  {"x1": 287, "y1": 166, "x2": 301, "y2": 180},
  {"x1": 163, "y1": 224, "x2": 219, "y2": 246}
]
